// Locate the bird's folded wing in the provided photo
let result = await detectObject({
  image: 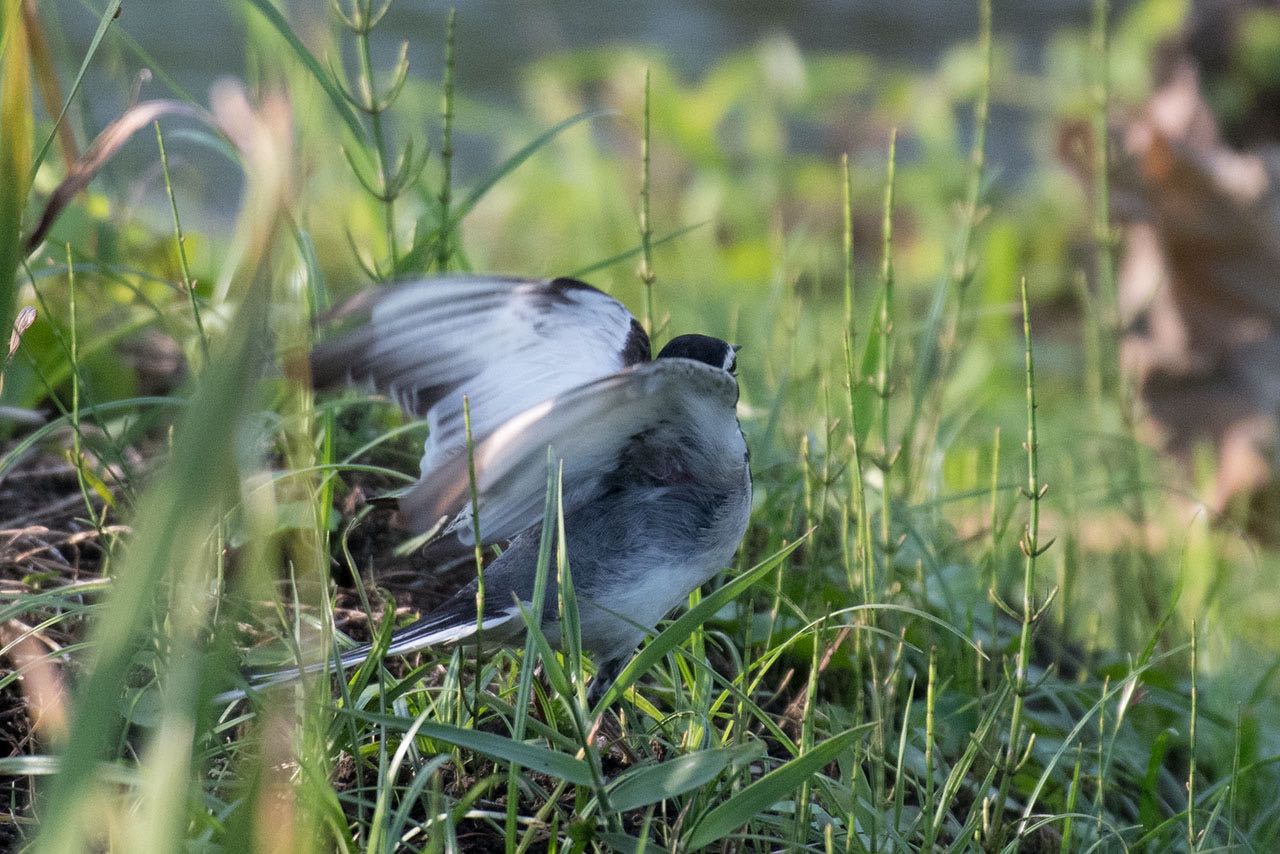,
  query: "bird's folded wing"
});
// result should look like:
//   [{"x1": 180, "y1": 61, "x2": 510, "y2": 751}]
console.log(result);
[
  {"x1": 400, "y1": 358, "x2": 738, "y2": 544},
  {"x1": 311, "y1": 275, "x2": 650, "y2": 484}
]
